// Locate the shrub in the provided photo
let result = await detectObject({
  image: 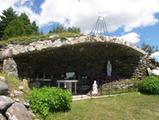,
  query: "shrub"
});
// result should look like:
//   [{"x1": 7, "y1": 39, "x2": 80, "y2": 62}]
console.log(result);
[
  {"x1": 138, "y1": 76, "x2": 159, "y2": 95},
  {"x1": 29, "y1": 87, "x2": 72, "y2": 117}
]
